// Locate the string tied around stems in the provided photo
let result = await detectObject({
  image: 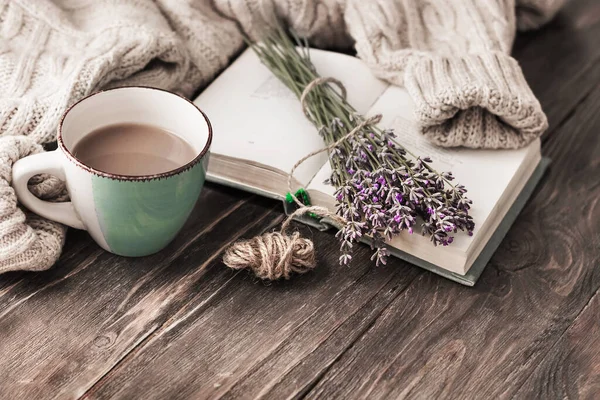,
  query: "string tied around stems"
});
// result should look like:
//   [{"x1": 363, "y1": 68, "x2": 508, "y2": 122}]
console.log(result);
[{"x1": 222, "y1": 77, "x2": 382, "y2": 280}]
